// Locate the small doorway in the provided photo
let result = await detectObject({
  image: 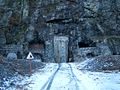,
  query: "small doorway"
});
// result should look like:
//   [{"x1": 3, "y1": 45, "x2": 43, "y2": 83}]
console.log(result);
[{"x1": 54, "y1": 36, "x2": 69, "y2": 63}]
